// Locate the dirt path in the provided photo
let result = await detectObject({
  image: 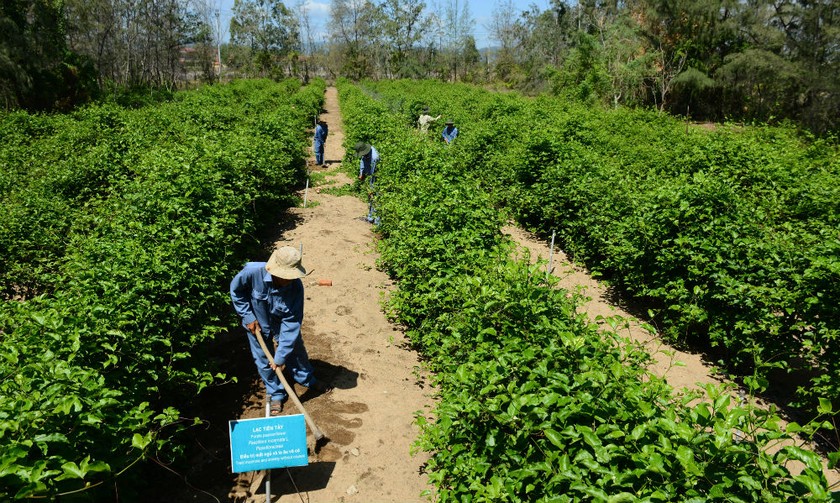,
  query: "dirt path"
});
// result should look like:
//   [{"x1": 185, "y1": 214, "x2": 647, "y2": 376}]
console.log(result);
[
  {"x1": 247, "y1": 87, "x2": 432, "y2": 502},
  {"x1": 155, "y1": 87, "x2": 432, "y2": 503},
  {"x1": 504, "y1": 226, "x2": 716, "y2": 393},
  {"x1": 237, "y1": 86, "x2": 433, "y2": 502}
]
